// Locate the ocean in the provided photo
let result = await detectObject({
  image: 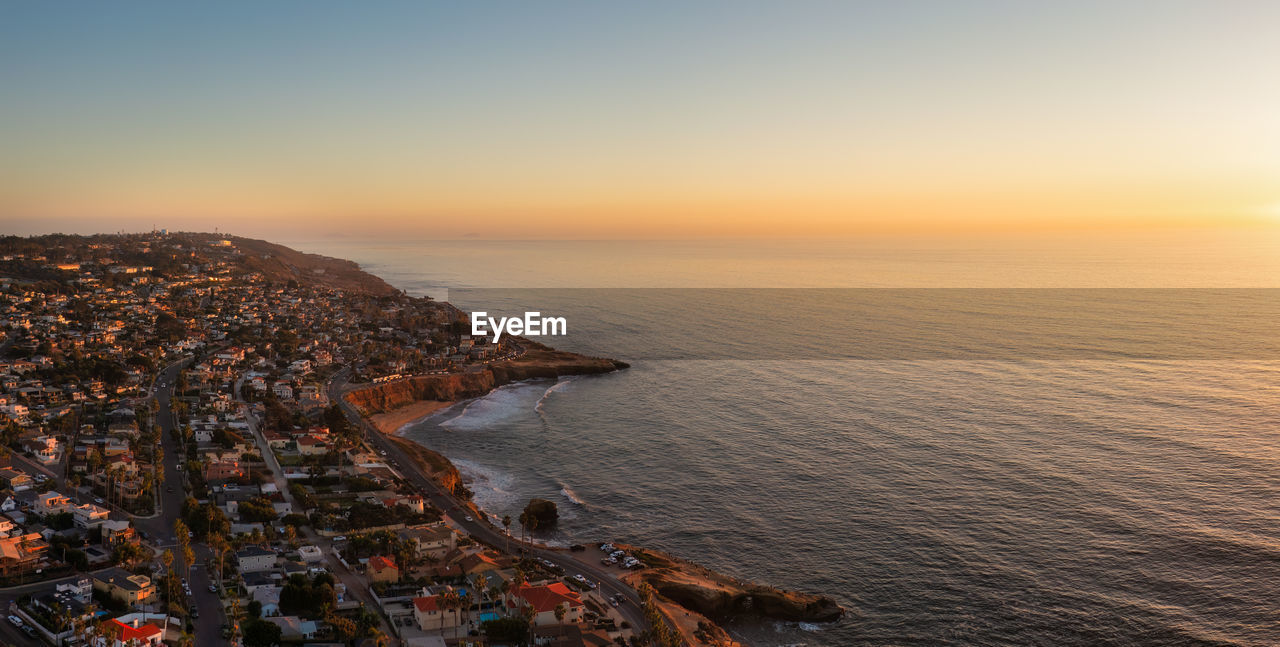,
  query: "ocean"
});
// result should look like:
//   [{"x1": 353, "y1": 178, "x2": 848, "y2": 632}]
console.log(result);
[{"x1": 287, "y1": 233, "x2": 1280, "y2": 646}]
